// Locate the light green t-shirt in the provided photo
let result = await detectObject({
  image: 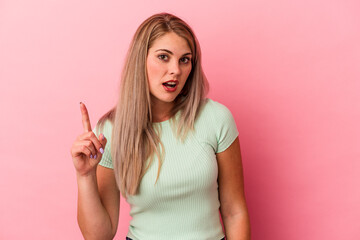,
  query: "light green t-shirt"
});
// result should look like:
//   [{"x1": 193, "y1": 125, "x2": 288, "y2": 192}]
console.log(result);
[{"x1": 93, "y1": 99, "x2": 239, "y2": 240}]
